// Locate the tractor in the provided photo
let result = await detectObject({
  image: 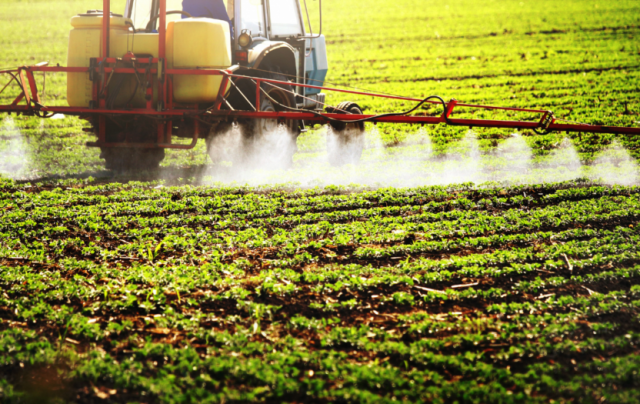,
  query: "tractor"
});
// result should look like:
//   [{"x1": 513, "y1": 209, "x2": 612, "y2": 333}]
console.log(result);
[{"x1": 67, "y1": 0, "x2": 364, "y2": 170}]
